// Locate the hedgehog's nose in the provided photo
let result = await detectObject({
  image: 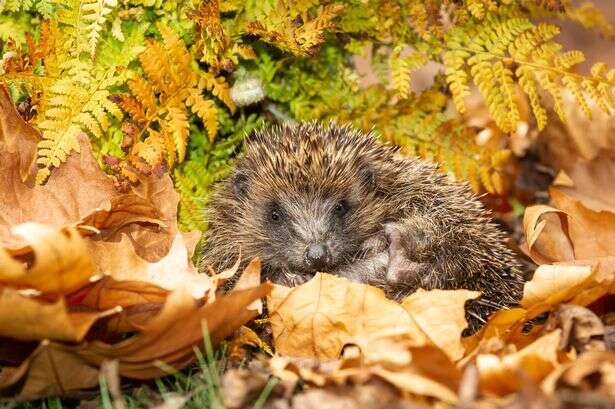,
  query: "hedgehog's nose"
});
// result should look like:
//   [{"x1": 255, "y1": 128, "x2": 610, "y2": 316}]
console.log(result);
[{"x1": 304, "y1": 243, "x2": 331, "y2": 271}]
